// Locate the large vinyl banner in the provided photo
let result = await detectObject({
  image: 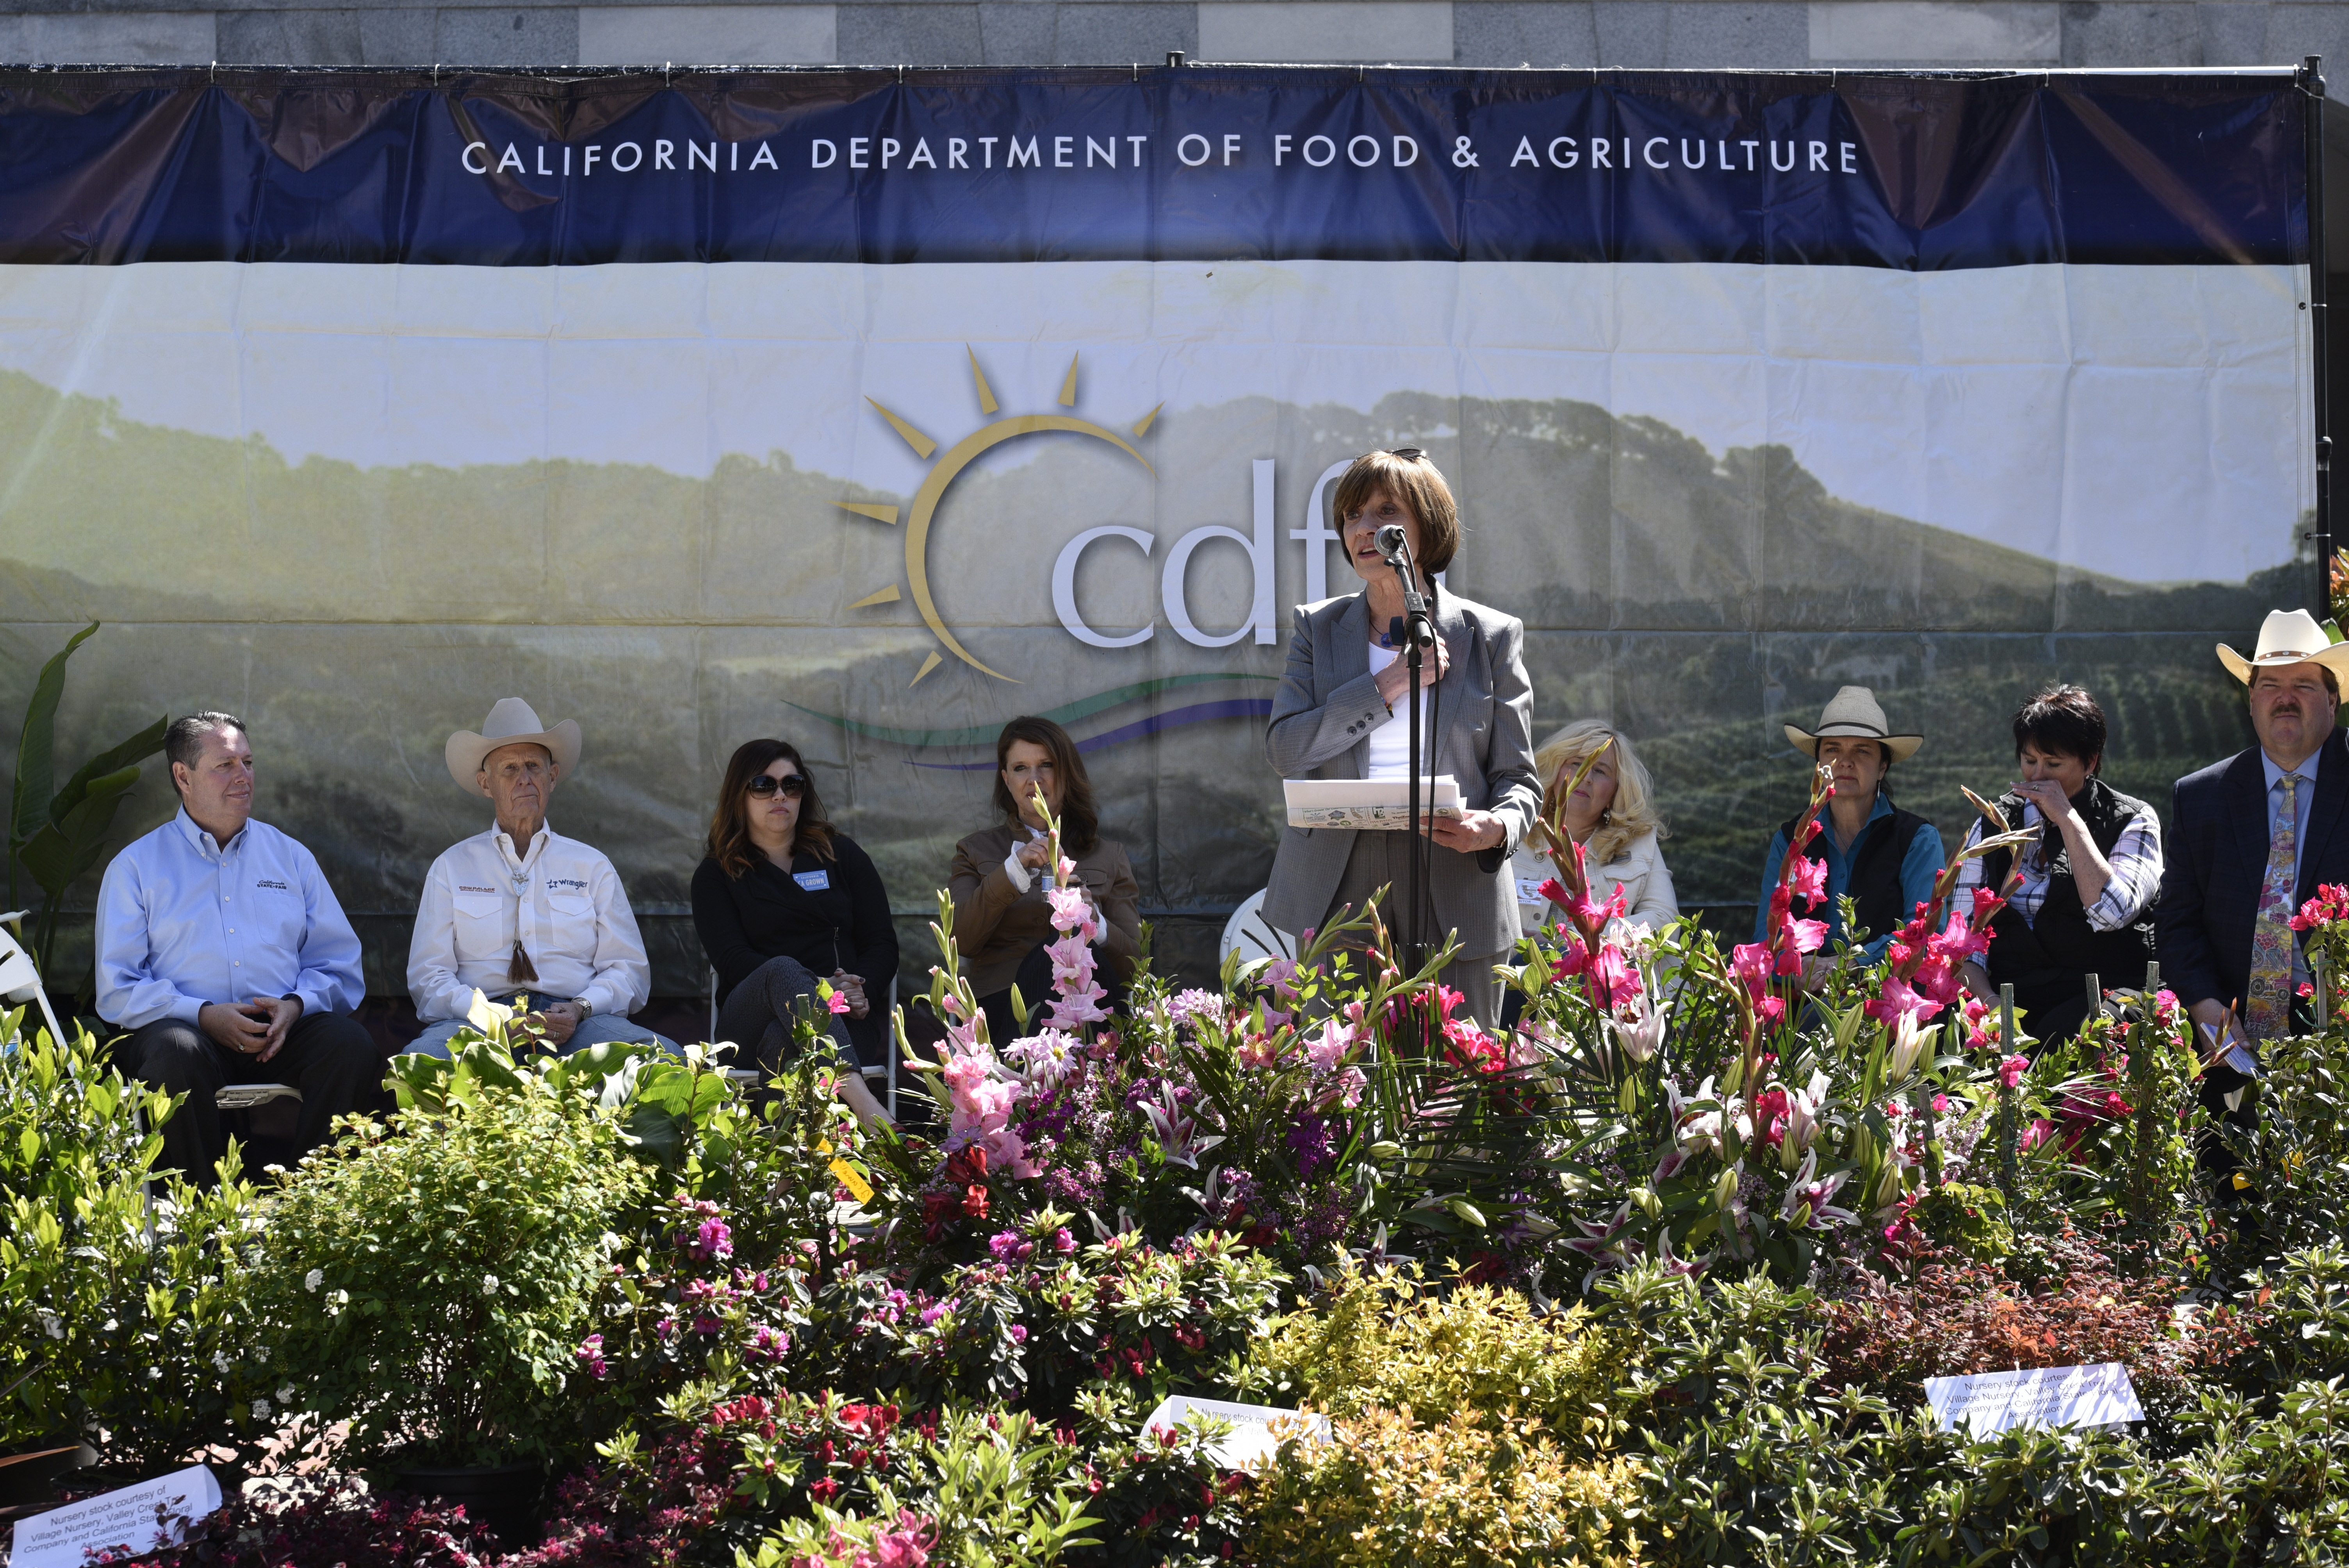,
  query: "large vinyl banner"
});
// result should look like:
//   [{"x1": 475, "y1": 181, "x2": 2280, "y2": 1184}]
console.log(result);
[{"x1": 0, "y1": 67, "x2": 2317, "y2": 994}]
